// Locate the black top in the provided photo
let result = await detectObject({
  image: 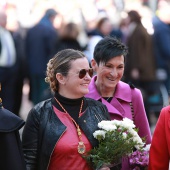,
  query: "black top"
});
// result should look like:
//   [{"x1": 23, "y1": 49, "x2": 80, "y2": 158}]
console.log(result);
[
  {"x1": 52, "y1": 92, "x2": 87, "y2": 123},
  {"x1": 103, "y1": 97, "x2": 113, "y2": 103},
  {"x1": 55, "y1": 38, "x2": 82, "y2": 53}
]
